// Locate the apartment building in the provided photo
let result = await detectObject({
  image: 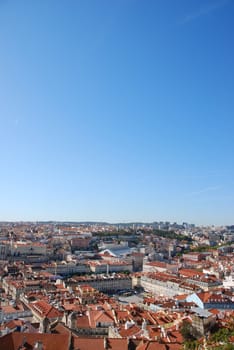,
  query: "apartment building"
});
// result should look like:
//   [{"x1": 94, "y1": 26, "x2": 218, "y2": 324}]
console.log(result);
[
  {"x1": 68, "y1": 274, "x2": 132, "y2": 293},
  {"x1": 141, "y1": 272, "x2": 201, "y2": 297}
]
